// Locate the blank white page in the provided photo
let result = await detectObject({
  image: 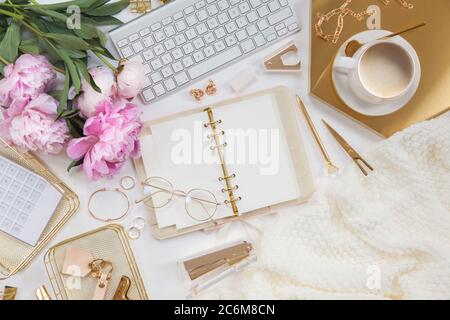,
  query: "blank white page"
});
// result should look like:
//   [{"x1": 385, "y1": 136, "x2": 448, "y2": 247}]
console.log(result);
[
  {"x1": 140, "y1": 112, "x2": 232, "y2": 229},
  {"x1": 213, "y1": 93, "x2": 300, "y2": 215}
]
